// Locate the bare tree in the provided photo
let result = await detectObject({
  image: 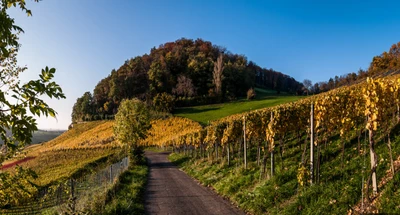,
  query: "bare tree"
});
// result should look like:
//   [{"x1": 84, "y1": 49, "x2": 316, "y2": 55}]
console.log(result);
[
  {"x1": 303, "y1": 79, "x2": 312, "y2": 95},
  {"x1": 172, "y1": 75, "x2": 196, "y2": 97},
  {"x1": 213, "y1": 54, "x2": 224, "y2": 97}
]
